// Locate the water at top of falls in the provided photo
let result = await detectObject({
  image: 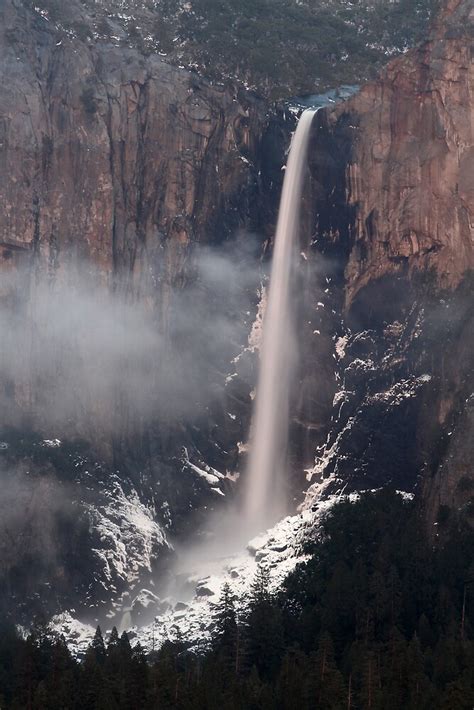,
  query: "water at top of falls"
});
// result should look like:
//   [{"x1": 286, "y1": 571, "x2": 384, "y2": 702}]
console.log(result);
[{"x1": 243, "y1": 109, "x2": 316, "y2": 534}]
